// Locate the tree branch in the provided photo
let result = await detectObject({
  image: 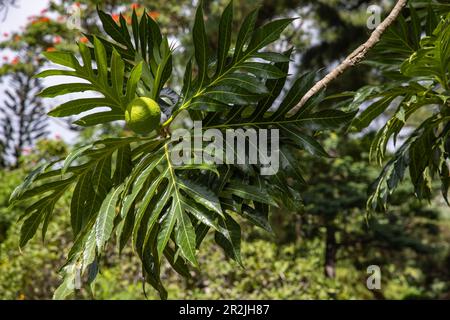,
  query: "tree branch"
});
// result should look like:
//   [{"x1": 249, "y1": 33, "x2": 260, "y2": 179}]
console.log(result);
[{"x1": 287, "y1": 0, "x2": 408, "y2": 116}]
